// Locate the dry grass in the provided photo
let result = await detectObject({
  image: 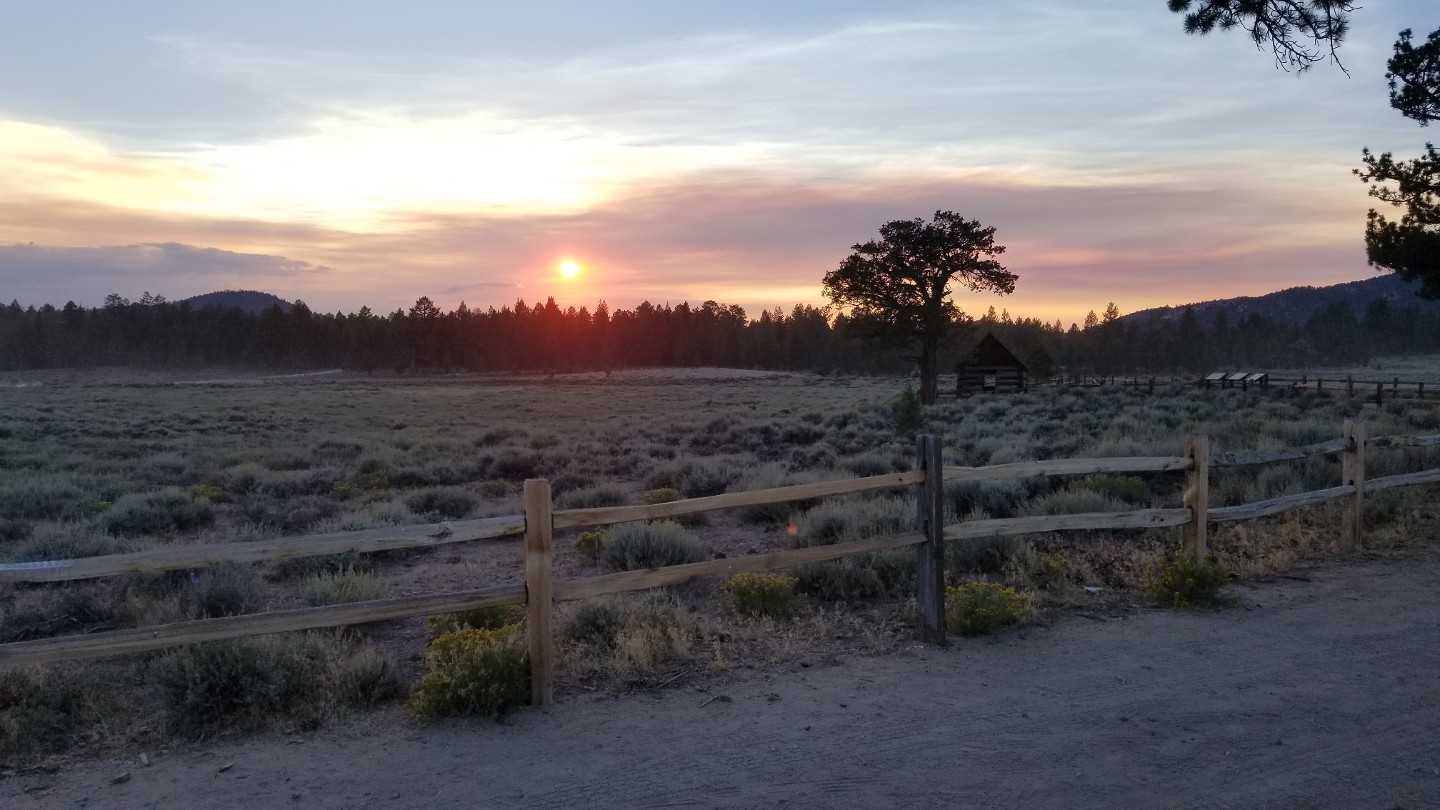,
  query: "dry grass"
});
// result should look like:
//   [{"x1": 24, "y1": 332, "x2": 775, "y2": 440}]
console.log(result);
[{"x1": 5, "y1": 366, "x2": 1440, "y2": 760}]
